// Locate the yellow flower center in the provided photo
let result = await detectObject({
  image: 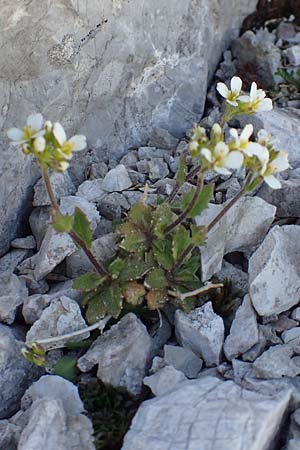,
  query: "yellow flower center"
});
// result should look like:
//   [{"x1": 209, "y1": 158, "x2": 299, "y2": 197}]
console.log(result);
[
  {"x1": 22, "y1": 126, "x2": 36, "y2": 140},
  {"x1": 61, "y1": 141, "x2": 75, "y2": 157}
]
